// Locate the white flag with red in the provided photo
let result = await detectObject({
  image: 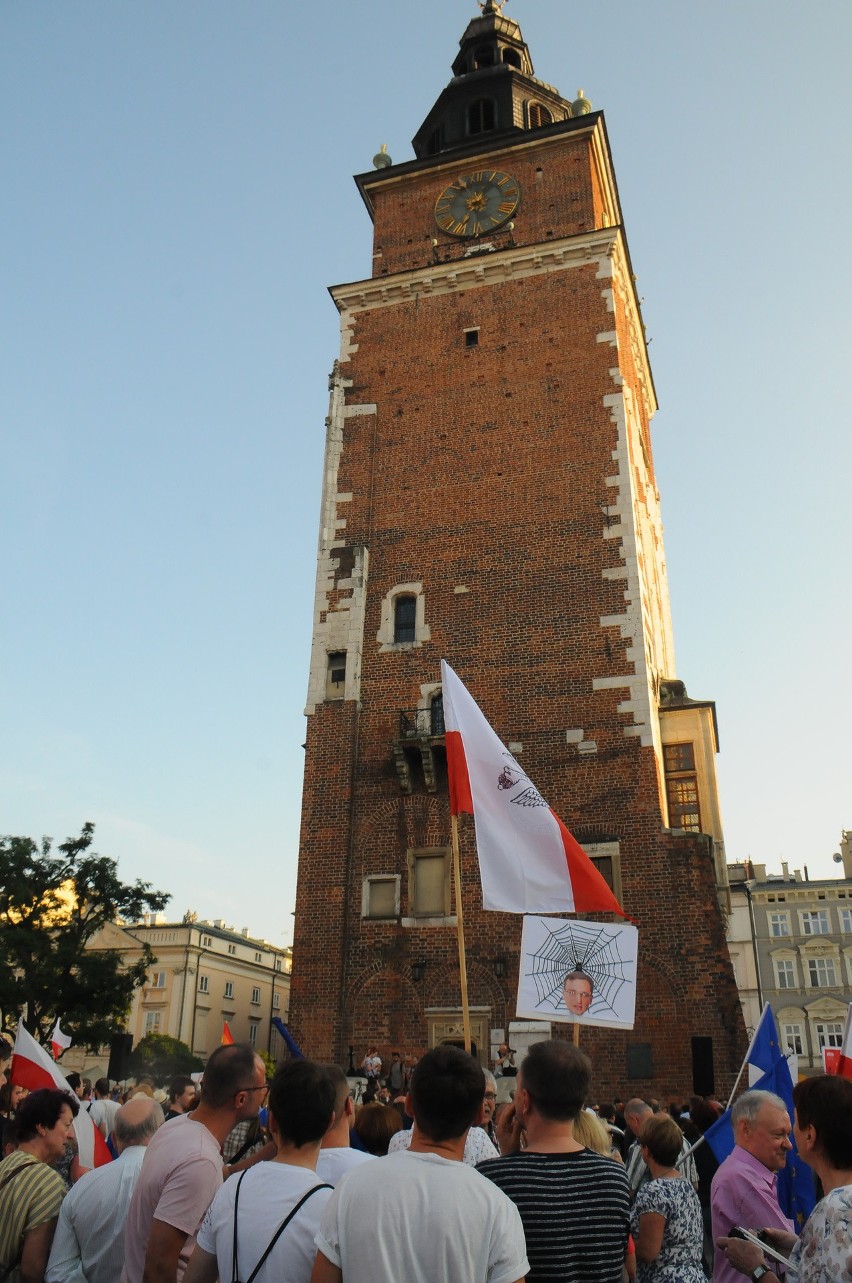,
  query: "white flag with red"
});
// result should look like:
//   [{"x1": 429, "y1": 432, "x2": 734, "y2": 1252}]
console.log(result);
[
  {"x1": 11, "y1": 1023, "x2": 112, "y2": 1168},
  {"x1": 50, "y1": 1019, "x2": 73, "y2": 1059},
  {"x1": 441, "y1": 660, "x2": 625, "y2": 916},
  {"x1": 833, "y1": 1004, "x2": 852, "y2": 1080}
]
